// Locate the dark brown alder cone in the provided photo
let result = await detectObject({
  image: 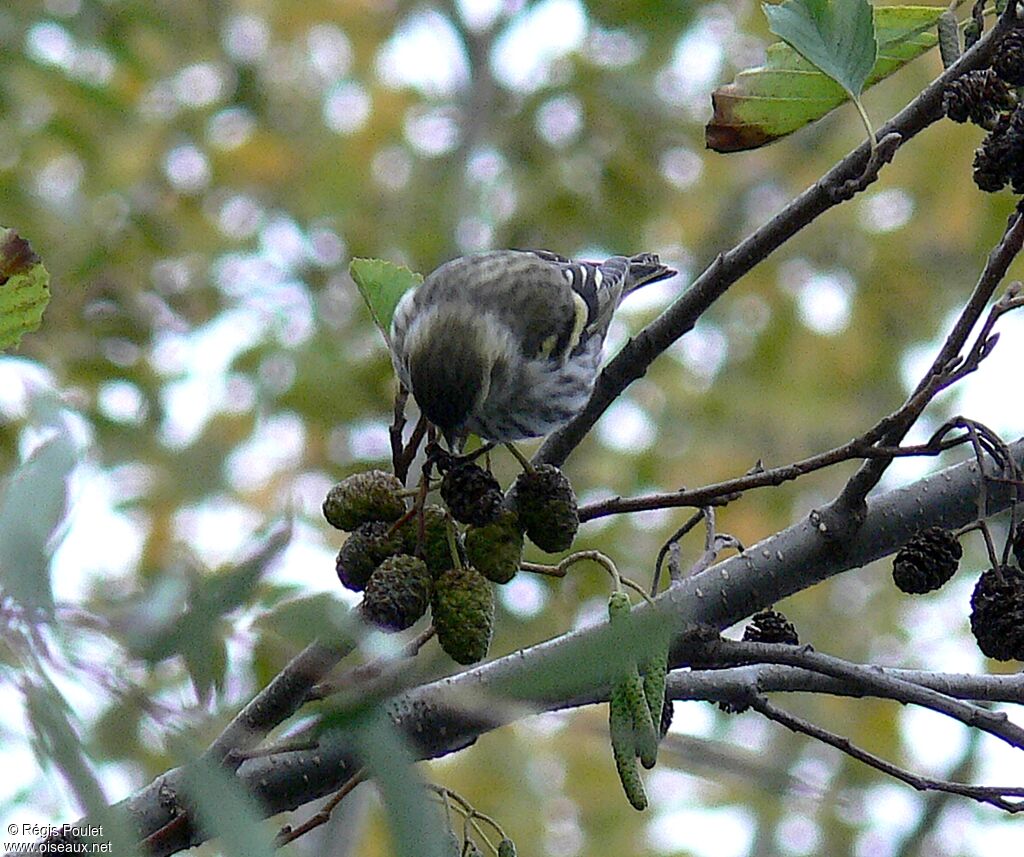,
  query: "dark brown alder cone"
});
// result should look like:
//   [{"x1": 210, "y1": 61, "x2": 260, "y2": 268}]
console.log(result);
[
  {"x1": 336, "y1": 520, "x2": 406, "y2": 592},
  {"x1": 1012, "y1": 520, "x2": 1024, "y2": 570},
  {"x1": 969, "y1": 565, "x2": 1024, "y2": 661},
  {"x1": 507, "y1": 464, "x2": 579, "y2": 552},
  {"x1": 440, "y1": 462, "x2": 503, "y2": 525},
  {"x1": 659, "y1": 698, "x2": 674, "y2": 739},
  {"x1": 742, "y1": 608, "x2": 800, "y2": 645},
  {"x1": 993, "y1": 28, "x2": 1024, "y2": 86},
  {"x1": 943, "y1": 69, "x2": 1013, "y2": 127},
  {"x1": 974, "y1": 107, "x2": 1024, "y2": 193},
  {"x1": 360, "y1": 555, "x2": 432, "y2": 632},
  {"x1": 720, "y1": 609, "x2": 799, "y2": 714},
  {"x1": 891, "y1": 527, "x2": 963, "y2": 594}
]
